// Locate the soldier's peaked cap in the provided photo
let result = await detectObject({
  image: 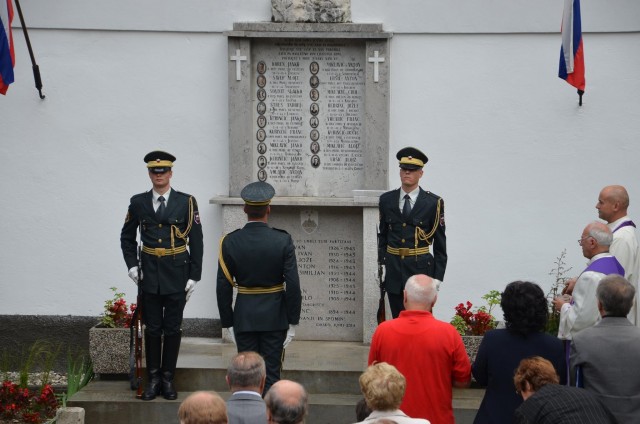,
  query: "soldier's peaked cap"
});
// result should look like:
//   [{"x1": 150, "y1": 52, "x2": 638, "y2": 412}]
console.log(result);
[
  {"x1": 241, "y1": 181, "x2": 276, "y2": 206},
  {"x1": 397, "y1": 147, "x2": 428, "y2": 170},
  {"x1": 144, "y1": 150, "x2": 175, "y2": 173}
]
